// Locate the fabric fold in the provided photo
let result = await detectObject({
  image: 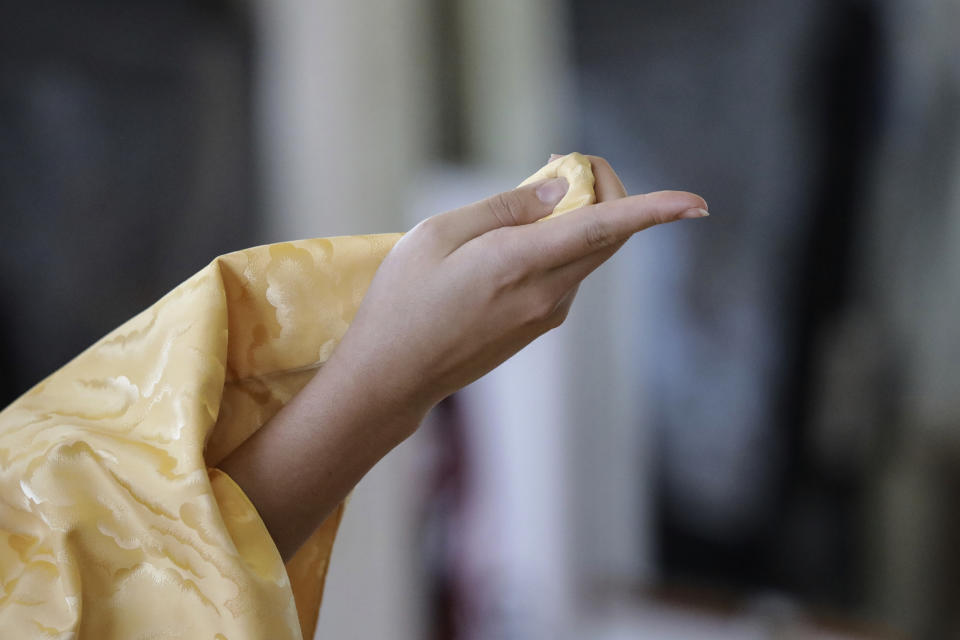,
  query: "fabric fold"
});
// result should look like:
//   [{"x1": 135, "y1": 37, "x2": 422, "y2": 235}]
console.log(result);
[{"x1": 0, "y1": 233, "x2": 401, "y2": 639}]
